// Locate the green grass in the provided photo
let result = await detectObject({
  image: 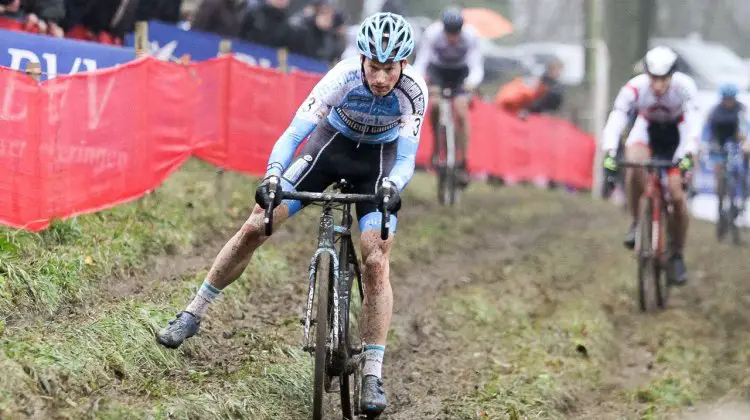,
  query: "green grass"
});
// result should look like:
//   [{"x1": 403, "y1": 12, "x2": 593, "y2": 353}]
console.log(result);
[
  {"x1": 0, "y1": 159, "x2": 257, "y2": 320},
  {"x1": 0, "y1": 164, "x2": 504, "y2": 419},
  {"x1": 3, "y1": 163, "x2": 750, "y2": 420}
]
